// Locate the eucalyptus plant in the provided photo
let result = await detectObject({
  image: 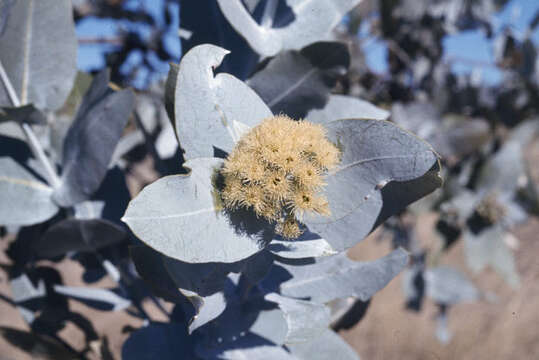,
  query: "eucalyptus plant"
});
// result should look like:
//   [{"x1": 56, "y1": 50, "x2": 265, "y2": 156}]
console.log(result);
[
  {"x1": 120, "y1": 43, "x2": 441, "y2": 358},
  {"x1": 3, "y1": 0, "x2": 535, "y2": 358}
]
